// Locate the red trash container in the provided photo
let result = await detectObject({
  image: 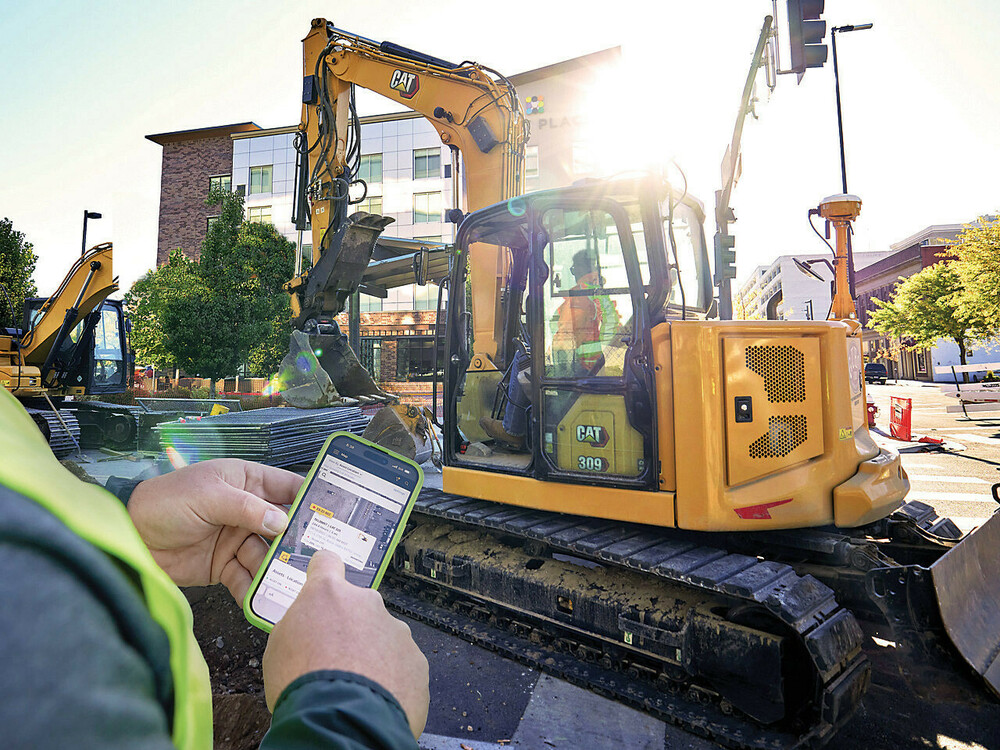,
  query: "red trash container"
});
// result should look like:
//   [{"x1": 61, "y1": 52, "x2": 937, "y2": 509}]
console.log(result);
[{"x1": 889, "y1": 397, "x2": 912, "y2": 441}]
